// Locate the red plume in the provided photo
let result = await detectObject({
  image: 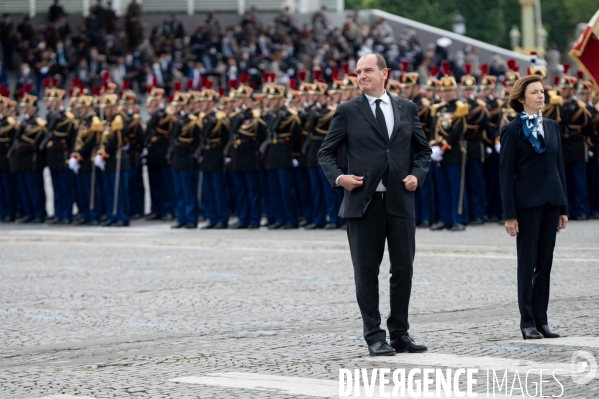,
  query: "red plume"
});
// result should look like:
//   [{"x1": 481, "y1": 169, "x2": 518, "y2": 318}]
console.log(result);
[
  {"x1": 553, "y1": 76, "x2": 560, "y2": 86},
  {"x1": 173, "y1": 81, "x2": 183, "y2": 92},
  {"x1": 229, "y1": 79, "x2": 239, "y2": 89},
  {"x1": 200, "y1": 76, "x2": 208, "y2": 87},
  {"x1": 68, "y1": 88, "x2": 74, "y2": 97},
  {"x1": 513, "y1": 65, "x2": 520, "y2": 72},
  {"x1": 289, "y1": 78, "x2": 297, "y2": 90},
  {"x1": 269, "y1": 72, "x2": 277, "y2": 83},
  {"x1": 249, "y1": 82, "x2": 257, "y2": 90},
  {"x1": 101, "y1": 71, "x2": 111, "y2": 84},
  {"x1": 218, "y1": 87, "x2": 226, "y2": 97},
  {"x1": 206, "y1": 80, "x2": 213, "y2": 89},
  {"x1": 401, "y1": 60, "x2": 409, "y2": 73},
  {"x1": 577, "y1": 70, "x2": 584, "y2": 80},
  {"x1": 152, "y1": 76, "x2": 158, "y2": 87},
  {"x1": 398, "y1": 73, "x2": 403, "y2": 84},
  {"x1": 442, "y1": 61, "x2": 451, "y2": 76},
  {"x1": 51, "y1": 77, "x2": 59, "y2": 87},
  {"x1": 118, "y1": 91, "x2": 123, "y2": 99},
  {"x1": 24, "y1": 84, "x2": 33, "y2": 93},
  {"x1": 72, "y1": 77, "x2": 80, "y2": 87},
  {"x1": 480, "y1": 64, "x2": 489, "y2": 77},
  {"x1": 342, "y1": 63, "x2": 350, "y2": 75},
  {"x1": 92, "y1": 86, "x2": 101, "y2": 96},
  {"x1": 168, "y1": 94, "x2": 174, "y2": 103},
  {"x1": 79, "y1": 83, "x2": 86, "y2": 92},
  {"x1": 530, "y1": 51, "x2": 537, "y2": 56},
  {"x1": 526, "y1": 67, "x2": 531, "y2": 75},
  {"x1": 464, "y1": 63, "x2": 471, "y2": 75},
  {"x1": 146, "y1": 86, "x2": 153, "y2": 94},
  {"x1": 43, "y1": 78, "x2": 51, "y2": 88},
  {"x1": 297, "y1": 70, "x2": 307, "y2": 82},
  {"x1": 313, "y1": 69, "x2": 323, "y2": 81},
  {"x1": 17, "y1": 89, "x2": 25, "y2": 99},
  {"x1": 261, "y1": 71, "x2": 269, "y2": 83},
  {"x1": 562, "y1": 64, "x2": 570, "y2": 75},
  {"x1": 240, "y1": 73, "x2": 249, "y2": 84},
  {"x1": 430, "y1": 65, "x2": 440, "y2": 77},
  {"x1": 123, "y1": 80, "x2": 130, "y2": 91},
  {"x1": 332, "y1": 68, "x2": 340, "y2": 80},
  {"x1": 506, "y1": 59, "x2": 517, "y2": 71},
  {"x1": 187, "y1": 78, "x2": 194, "y2": 91}
]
